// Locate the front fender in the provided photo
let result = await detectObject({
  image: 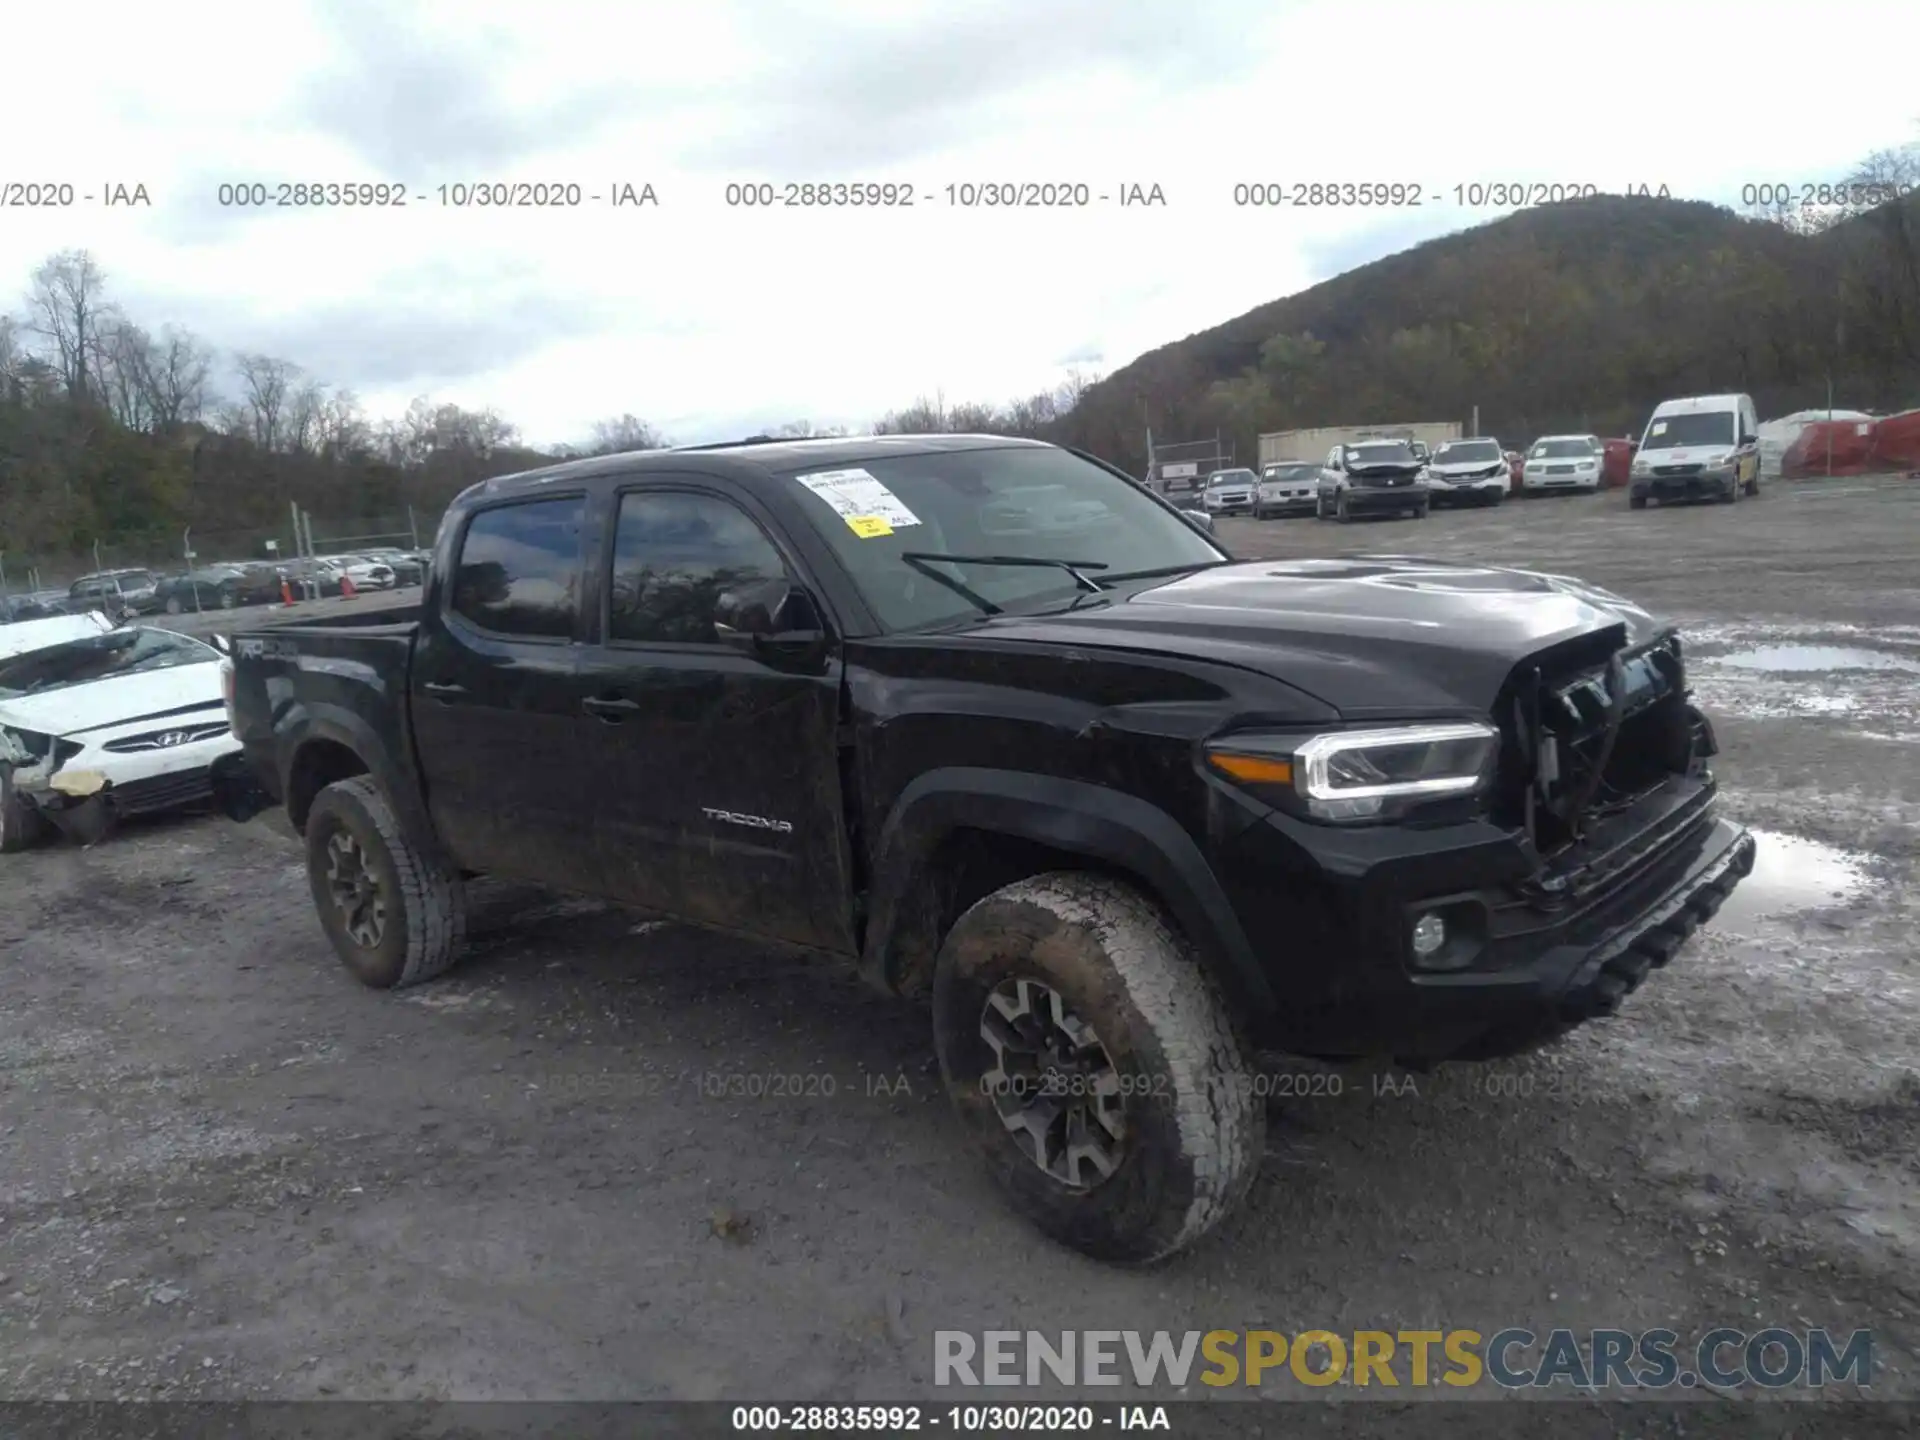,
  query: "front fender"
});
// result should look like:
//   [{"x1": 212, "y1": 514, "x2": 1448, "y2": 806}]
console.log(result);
[{"x1": 861, "y1": 767, "x2": 1274, "y2": 1019}]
